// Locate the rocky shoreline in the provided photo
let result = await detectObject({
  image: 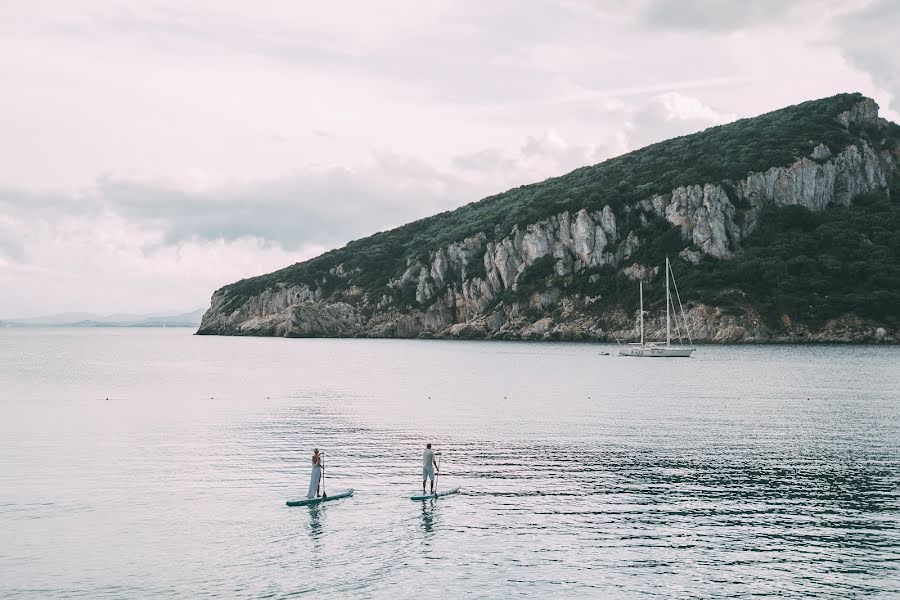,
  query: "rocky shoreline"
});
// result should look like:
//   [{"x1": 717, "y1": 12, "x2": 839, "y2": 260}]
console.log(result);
[{"x1": 197, "y1": 299, "x2": 897, "y2": 344}]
